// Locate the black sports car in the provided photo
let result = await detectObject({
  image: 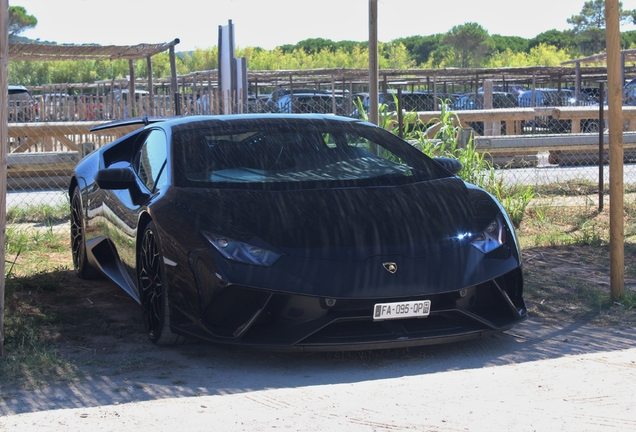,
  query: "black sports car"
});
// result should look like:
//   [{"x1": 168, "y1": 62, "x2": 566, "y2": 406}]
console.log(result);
[{"x1": 70, "y1": 114, "x2": 526, "y2": 351}]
